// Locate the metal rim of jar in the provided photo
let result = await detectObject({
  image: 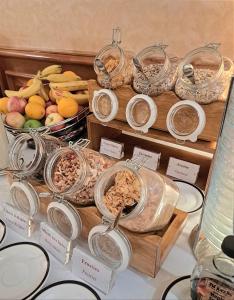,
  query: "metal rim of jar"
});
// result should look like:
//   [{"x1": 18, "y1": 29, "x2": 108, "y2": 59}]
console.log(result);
[
  {"x1": 10, "y1": 181, "x2": 40, "y2": 217},
  {"x1": 177, "y1": 45, "x2": 224, "y2": 89},
  {"x1": 44, "y1": 146, "x2": 87, "y2": 196},
  {"x1": 134, "y1": 44, "x2": 171, "y2": 83},
  {"x1": 9, "y1": 133, "x2": 45, "y2": 178},
  {"x1": 88, "y1": 223, "x2": 132, "y2": 272},
  {"x1": 94, "y1": 161, "x2": 149, "y2": 221},
  {"x1": 47, "y1": 200, "x2": 82, "y2": 240},
  {"x1": 94, "y1": 44, "x2": 126, "y2": 79}
]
